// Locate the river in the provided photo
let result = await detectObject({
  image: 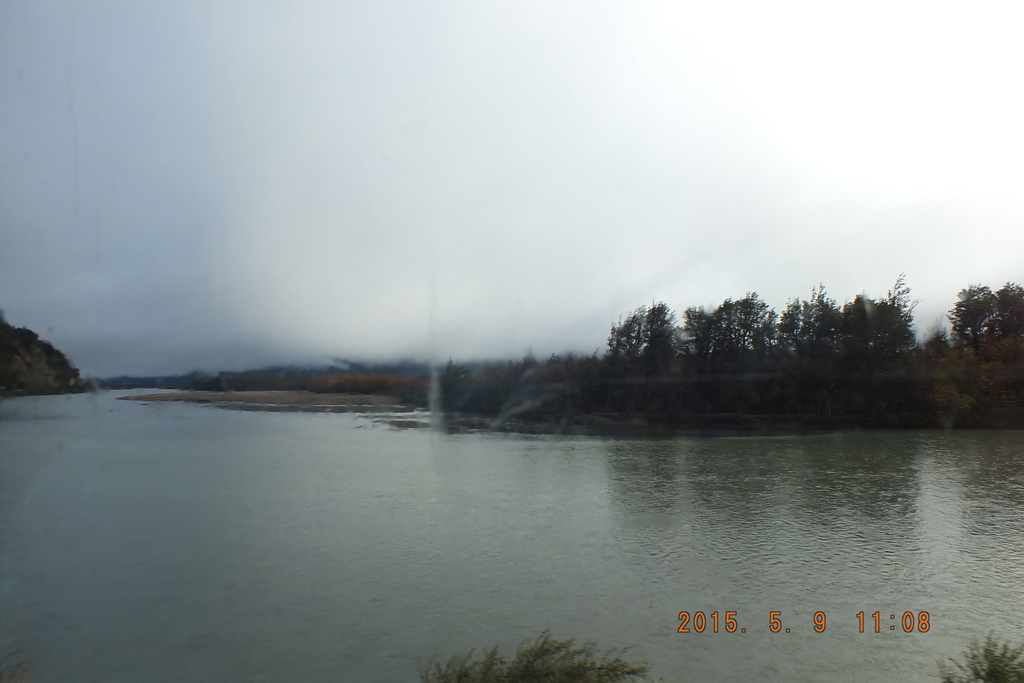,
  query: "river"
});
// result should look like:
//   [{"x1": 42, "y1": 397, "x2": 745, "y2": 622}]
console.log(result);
[{"x1": 2, "y1": 391, "x2": 1023, "y2": 682}]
